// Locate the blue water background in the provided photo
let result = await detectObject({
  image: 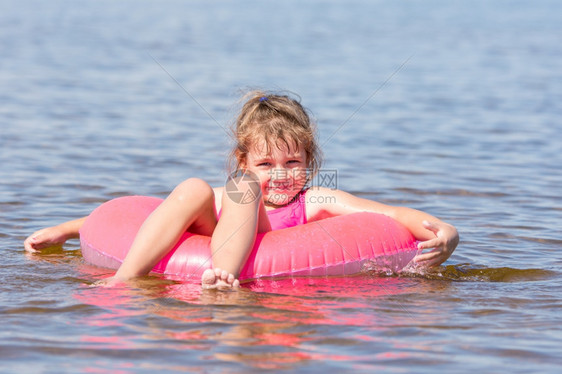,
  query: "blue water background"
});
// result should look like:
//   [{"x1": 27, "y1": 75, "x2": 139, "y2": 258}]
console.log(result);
[{"x1": 1, "y1": 0, "x2": 561, "y2": 372}]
